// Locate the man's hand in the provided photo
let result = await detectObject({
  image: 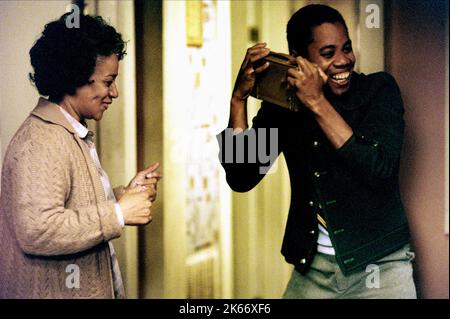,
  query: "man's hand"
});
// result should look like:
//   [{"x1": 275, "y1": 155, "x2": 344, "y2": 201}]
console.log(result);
[
  {"x1": 232, "y1": 42, "x2": 271, "y2": 101},
  {"x1": 229, "y1": 43, "x2": 271, "y2": 131},
  {"x1": 286, "y1": 56, "x2": 328, "y2": 113}
]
